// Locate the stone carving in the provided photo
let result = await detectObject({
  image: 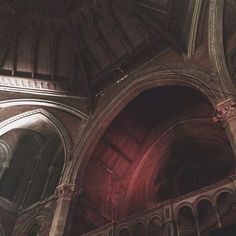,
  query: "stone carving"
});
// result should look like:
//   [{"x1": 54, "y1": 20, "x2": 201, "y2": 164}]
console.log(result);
[
  {"x1": 56, "y1": 183, "x2": 82, "y2": 199},
  {"x1": 208, "y1": 0, "x2": 234, "y2": 96},
  {"x1": 214, "y1": 99, "x2": 236, "y2": 123}
]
